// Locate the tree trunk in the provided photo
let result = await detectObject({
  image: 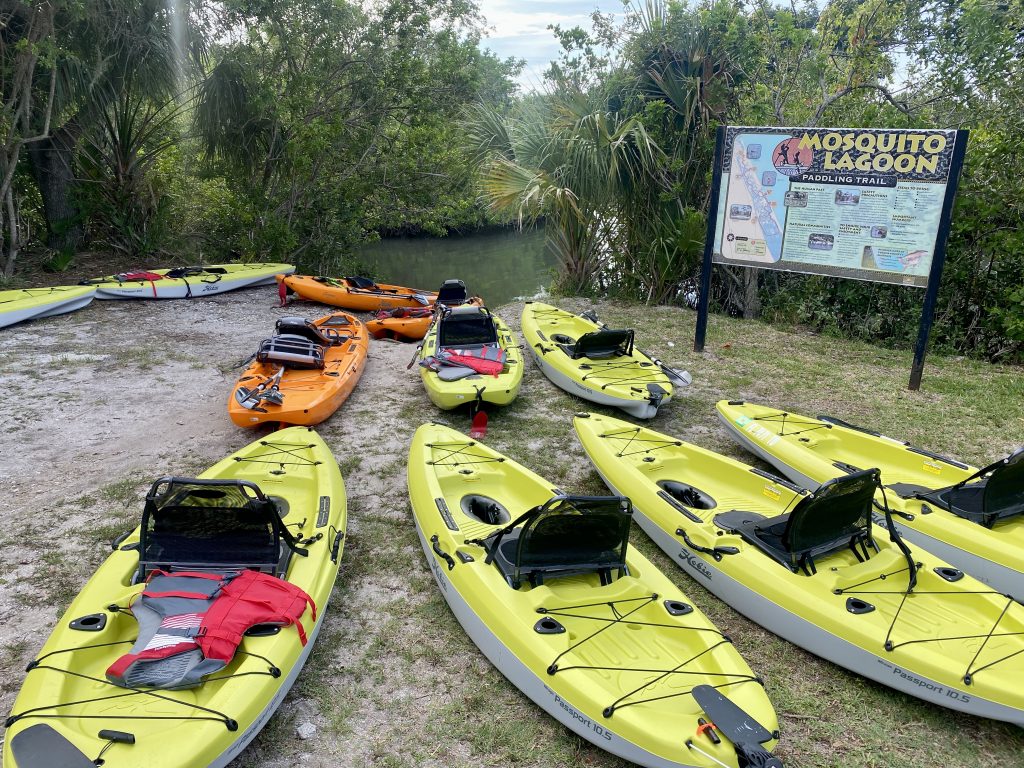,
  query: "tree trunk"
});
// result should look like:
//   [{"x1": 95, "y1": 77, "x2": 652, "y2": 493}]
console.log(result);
[
  {"x1": 27, "y1": 121, "x2": 84, "y2": 251},
  {"x1": 743, "y1": 267, "x2": 761, "y2": 320}
]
